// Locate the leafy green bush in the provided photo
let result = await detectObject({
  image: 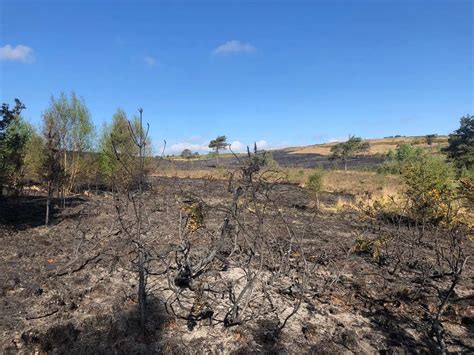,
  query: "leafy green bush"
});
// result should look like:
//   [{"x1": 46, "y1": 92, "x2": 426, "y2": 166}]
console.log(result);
[
  {"x1": 401, "y1": 154, "x2": 456, "y2": 225},
  {"x1": 378, "y1": 143, "x2": 424, "y2": 174},
  {"x1": 0, "y1": 117, "x2": 33, "y2": 192},
  {"x1": 181, "y1": 149, "x2": 193, "y2": 159},
  {"x1": 262, "y1": 151, "x2": 279, "y2": 168},
  {"x1": 443, "y1": 115, "x2": 473, "y2": 170},
  {"x1": 307, "y1": 170, "x2": 324, "y2": 209}
]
